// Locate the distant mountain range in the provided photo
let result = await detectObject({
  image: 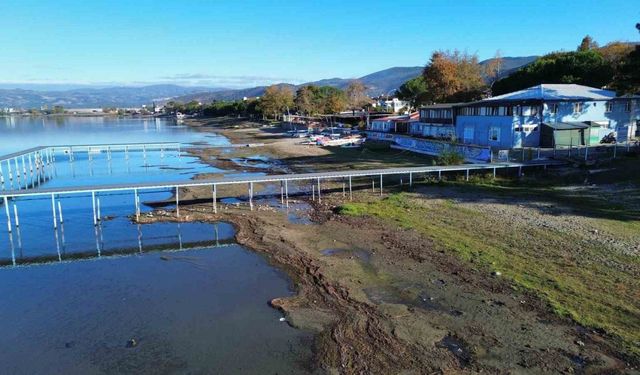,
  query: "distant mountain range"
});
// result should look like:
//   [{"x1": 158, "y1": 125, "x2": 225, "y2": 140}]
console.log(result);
[
  {"x1": 0, "y1": 85, "x2": 222, "y2": 109},
  {"x1": 168, "y1": 56, "x2": 539, "y2": 104},
  {"x1": 0, "y1": 56, "x2": 538, "y2": 109}
]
